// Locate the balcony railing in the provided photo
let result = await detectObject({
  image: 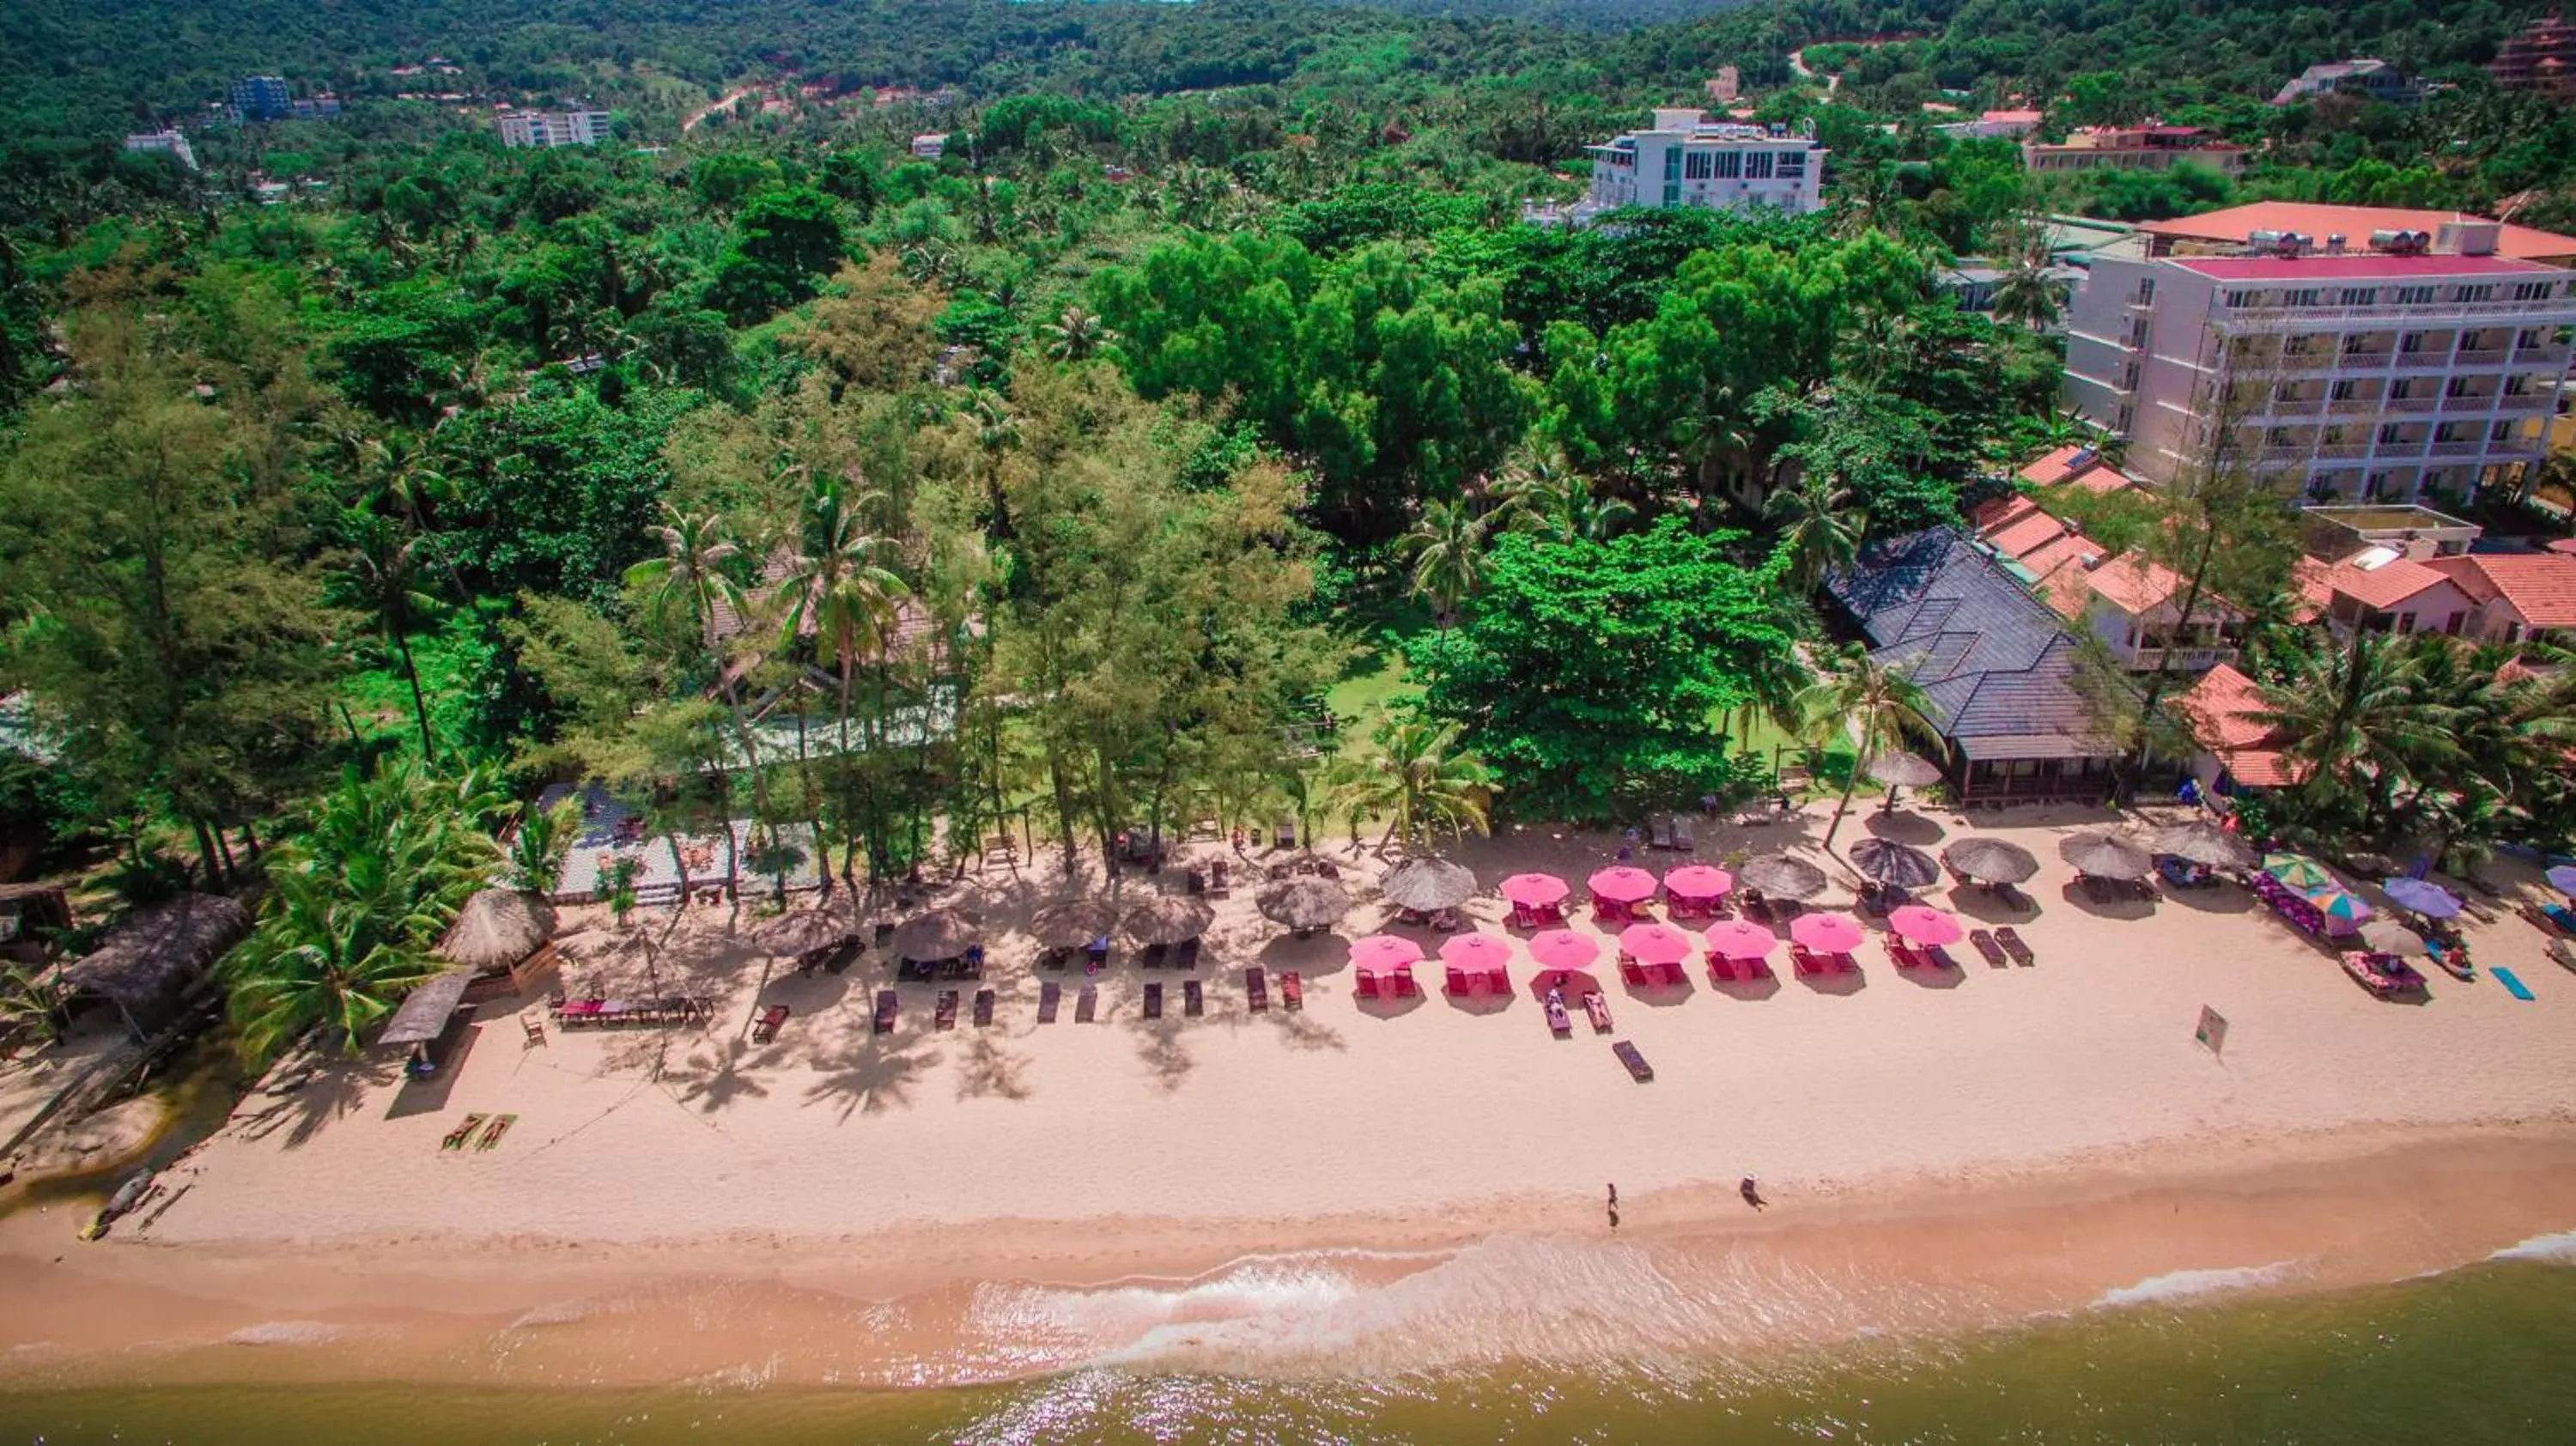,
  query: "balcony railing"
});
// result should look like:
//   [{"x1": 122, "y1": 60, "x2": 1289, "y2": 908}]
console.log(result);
[
  {"x1": 2385, "y1": 395, "x2": 2439, "y2": 412},
  {"x1": 2218, "y1": 296, "x2": 2576, "y2": 327},
  {"x1": 2327, "y1": 398, "x2": 2382, "y2": 414},
  {"x1": 2314, "y1": 443, "x2": 2370, "y2": 459},
  {"x1": 2514, "y1": 343, "x2": 2571, "y2": 366},
  {"x1": 2441, "y1": 394, "x2": 2499, "y2": 411},
  {"x1": 2430, "y1": 440, "x2": 2483, "y2": 457},
  {"x1": 2371, "y1": 439, "x2": 2430, "y2": 457},
  {"x1": 2451, "y1": 349, "x2": 2510, "y2": 367},
  {"x1": 2496, "y1": 392, "x2": 2555, "y2": 412},
  {"x1": 2395, "y1": 352, "x2": 2451, "y2": 368},
  {"x1": 2129, "y1": 644, "x2": 2240, "y2": 671},
  {"x1": 2334, "y1": 351, "x2": 2390, "y2": 371}
]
